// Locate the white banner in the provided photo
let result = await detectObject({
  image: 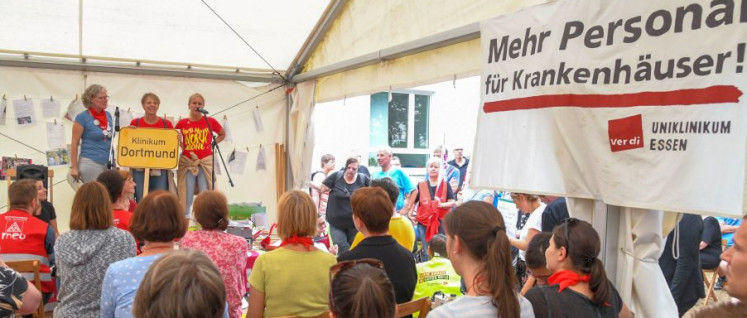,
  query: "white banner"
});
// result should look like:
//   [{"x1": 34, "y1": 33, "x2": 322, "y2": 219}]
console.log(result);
[{"x1": 473, "y1": 0, "x2": 747, "y2": 216}]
